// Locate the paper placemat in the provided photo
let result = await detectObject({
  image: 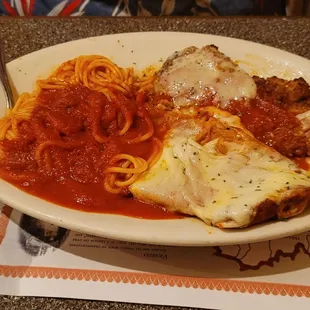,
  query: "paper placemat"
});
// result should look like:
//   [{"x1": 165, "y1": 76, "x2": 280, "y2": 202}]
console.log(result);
[{"x1": 0, "y1": 203, "x2": 309, "y2": 310}]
